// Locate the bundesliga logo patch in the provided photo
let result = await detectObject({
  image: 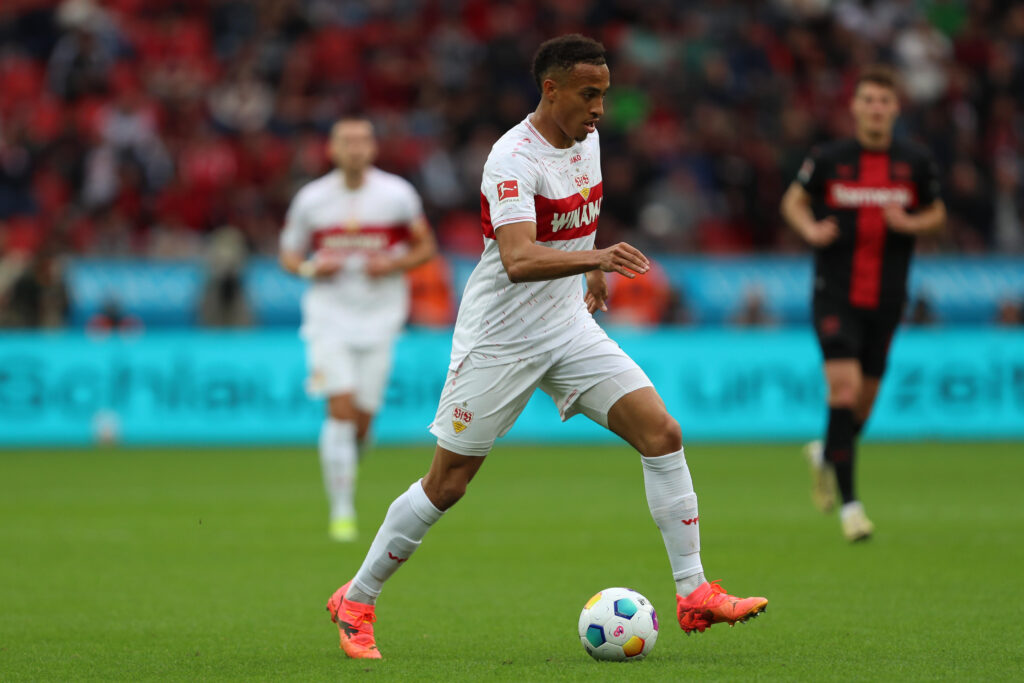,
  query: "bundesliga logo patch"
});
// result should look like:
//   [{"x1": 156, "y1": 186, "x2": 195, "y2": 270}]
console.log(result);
[
  {"x1": 496, "y1": 179, "x2": 519, "y2": 202},
  {"x1": 798, "y1": 158, "x2": 814, "y2": 184},
  {"x1": 452, "y1": 405, "x2": 474, "y2": 434}
]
